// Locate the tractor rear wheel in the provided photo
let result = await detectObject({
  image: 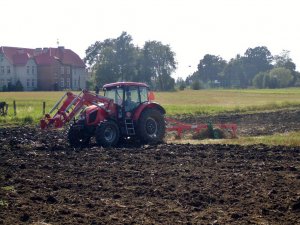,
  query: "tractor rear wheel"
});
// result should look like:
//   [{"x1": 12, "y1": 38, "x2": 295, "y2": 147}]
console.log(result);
[
  {"x1": 138, "y1": 109, "x2": 165, "y2": 144},
  {"x1": 96, "y1": 120, "x2": 120, "y2": 147},
  {"x1": 68, "y1": 125, "x2": 90, "y2": 147}
]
